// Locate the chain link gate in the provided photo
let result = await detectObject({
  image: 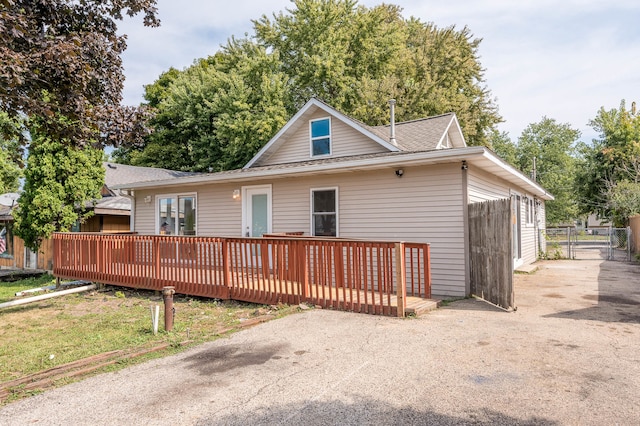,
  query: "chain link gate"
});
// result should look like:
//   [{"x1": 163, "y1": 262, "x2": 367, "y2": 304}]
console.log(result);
[
  {"x1": 609, "y1": 227, "x2": 633, "y2": 261},
  {"x1": 541, "y1": 227, "x2": 633, "y2": 261}
]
